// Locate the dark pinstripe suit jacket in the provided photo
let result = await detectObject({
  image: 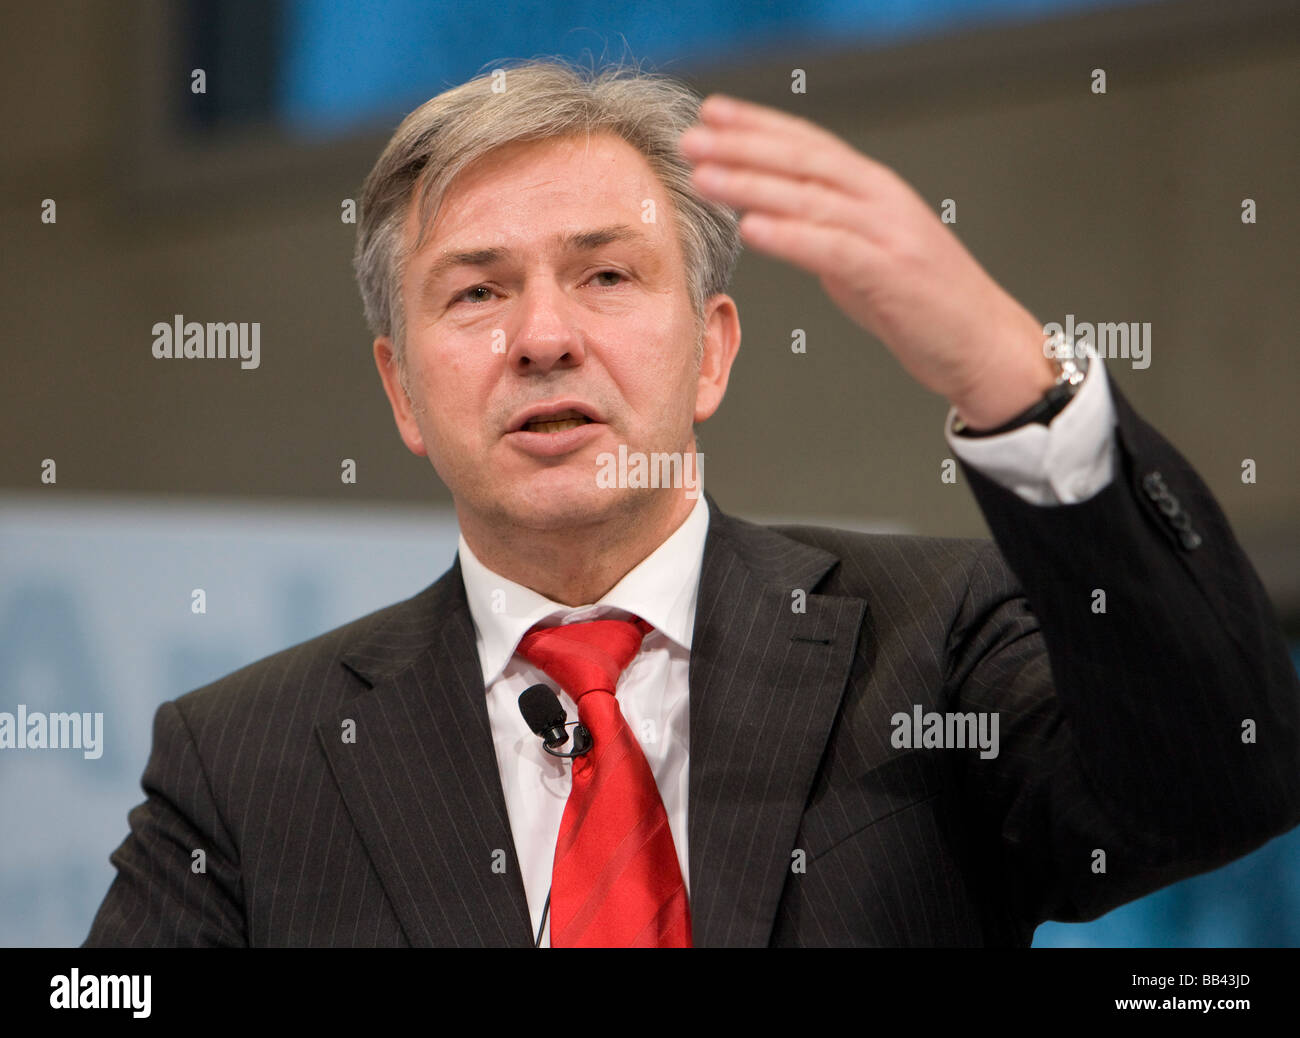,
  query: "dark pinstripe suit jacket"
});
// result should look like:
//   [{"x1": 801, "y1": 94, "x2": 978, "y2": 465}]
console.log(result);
[{"x1": 84, "y1": 385, "x2": 1300, "y2": 946}]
